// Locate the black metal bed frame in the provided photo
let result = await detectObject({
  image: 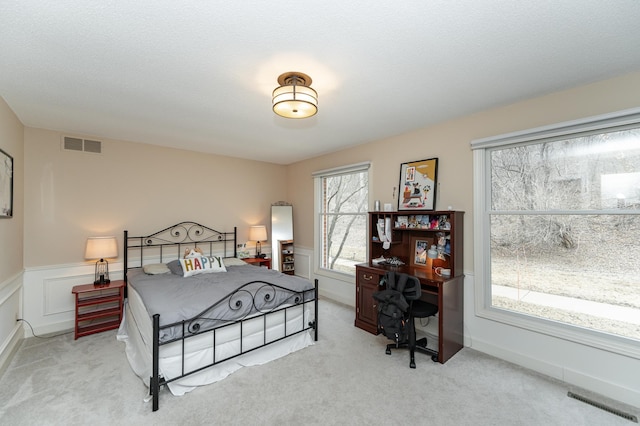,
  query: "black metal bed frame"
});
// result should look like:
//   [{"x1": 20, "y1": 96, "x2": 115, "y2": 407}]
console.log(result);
[{"x1": 124, "y1": 221, "x2": 319, "y2": 412}]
